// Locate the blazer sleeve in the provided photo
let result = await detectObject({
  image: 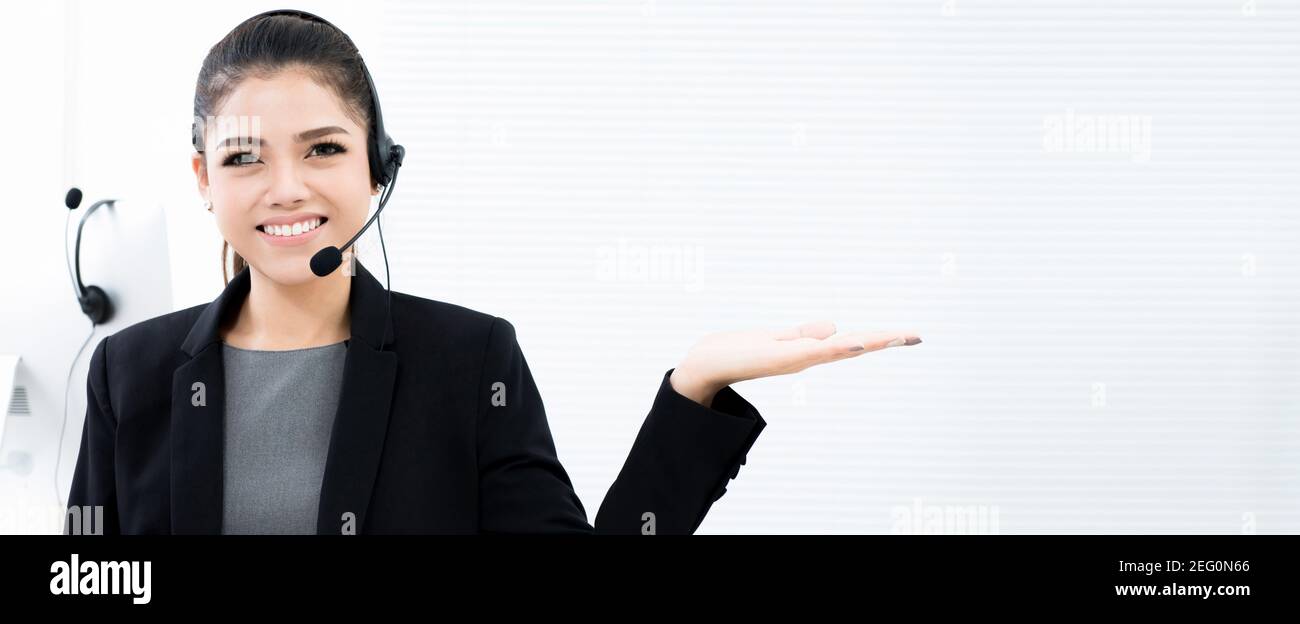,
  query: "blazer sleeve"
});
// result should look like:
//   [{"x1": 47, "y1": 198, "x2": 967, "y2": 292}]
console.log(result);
[
  {"x1": 65, "y1": 336, "x2": 122, "y2": 535},
  {"x1": 476, "y1": 317, "x2": 767, "y2": 535}
]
